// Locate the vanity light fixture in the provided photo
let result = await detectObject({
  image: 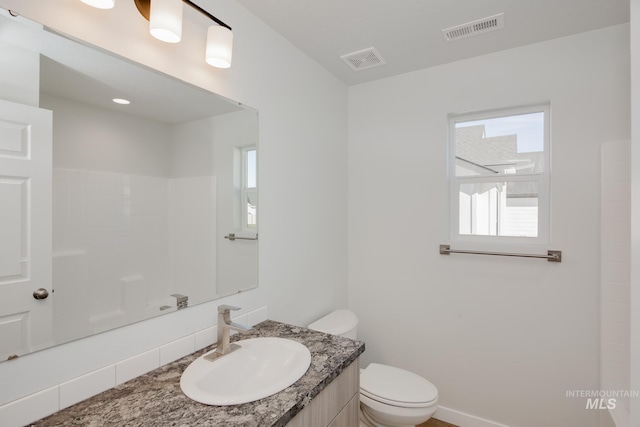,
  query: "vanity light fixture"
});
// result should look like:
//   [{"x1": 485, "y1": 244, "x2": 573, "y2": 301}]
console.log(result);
[
  {"x1": 80, "y1": 0, "x2": 115, "y2": 9},
  {"x1": 205, "y1": 25, "x2": 233, "y2": 68},
  {"x1": 136, "y1": 0, "x2": 233, "y2": 68},
  {"x1": 80, "y1": 0, "x2": 233, "y2": 68},
  {"x1": 149, "y1": 0, "x2": 183, "y2": 43}
]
